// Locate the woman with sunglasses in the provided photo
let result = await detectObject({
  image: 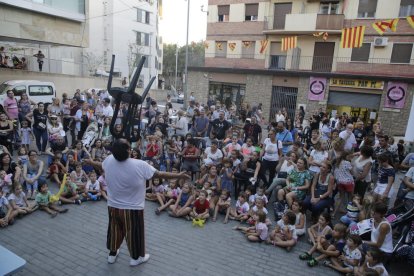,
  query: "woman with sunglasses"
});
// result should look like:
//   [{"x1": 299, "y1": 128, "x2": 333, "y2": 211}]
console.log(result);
[{"x1": 47, "y1": 114, "x2": 64, "y2": 142}]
